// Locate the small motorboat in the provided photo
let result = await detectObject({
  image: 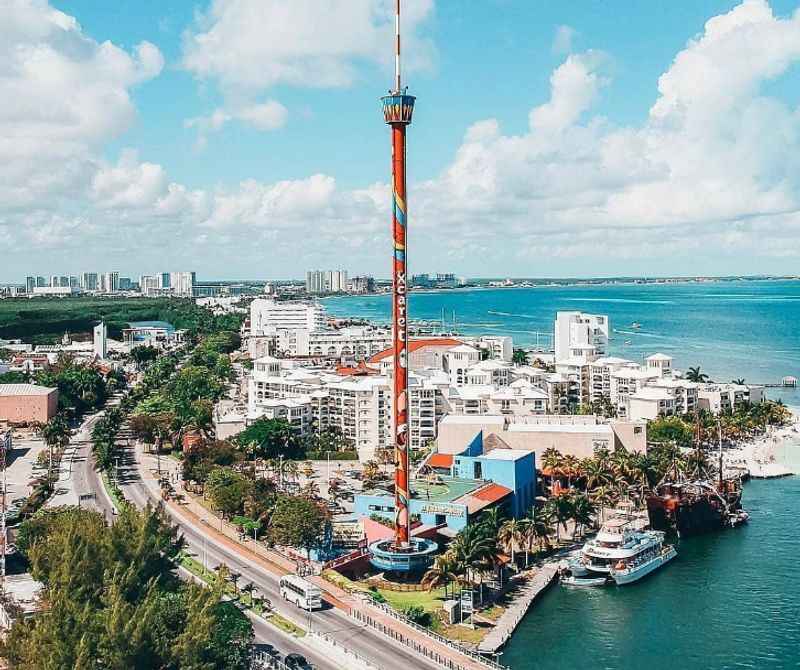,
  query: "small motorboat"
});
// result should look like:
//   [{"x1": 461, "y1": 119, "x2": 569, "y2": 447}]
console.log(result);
[
  {"x1": 630, "y1": 322, "x2": 642, "y2": 329},
  {"x1": 561, "y1": 575, "x2": 608, "y2": 587},
  {"x1": 728, "y1": 510, "x2": 750, "y2": 527},
  {"x1": 559, "y1": 557, "x2": 590, "y2": 577}
]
